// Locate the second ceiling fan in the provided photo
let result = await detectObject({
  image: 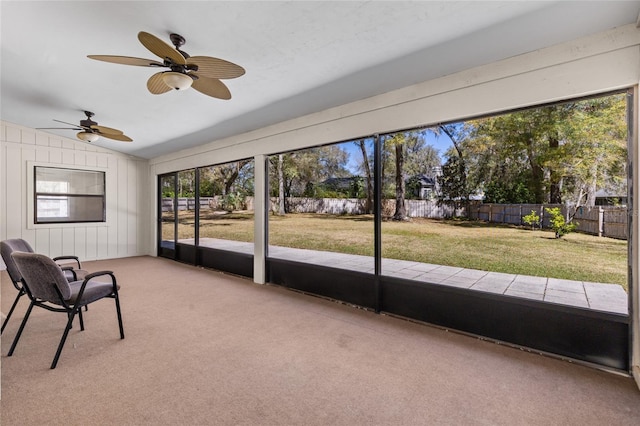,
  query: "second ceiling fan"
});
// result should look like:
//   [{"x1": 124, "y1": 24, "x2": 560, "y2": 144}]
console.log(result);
[
  {"x1": 88, "y1": 31, "x2": 245, "y2": 100},
  {"x1": 38, "y1": 111, "x2": 132, "y2": 143}
]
